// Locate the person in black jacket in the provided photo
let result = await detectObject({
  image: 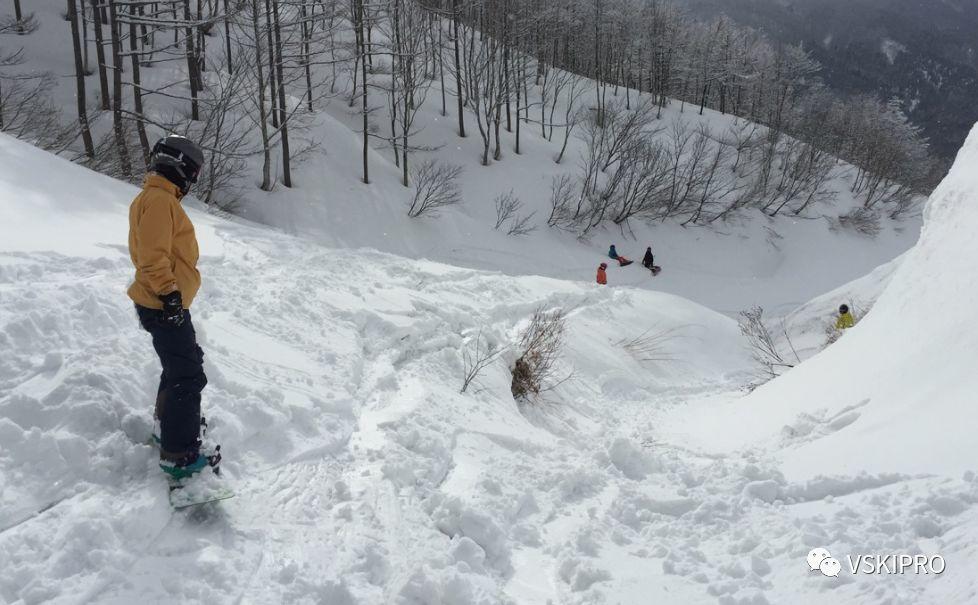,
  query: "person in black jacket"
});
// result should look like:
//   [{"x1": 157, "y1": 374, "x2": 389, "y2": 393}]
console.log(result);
[{"x1": 642, "y1": 247, "x2": 654, "y2": 270}]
